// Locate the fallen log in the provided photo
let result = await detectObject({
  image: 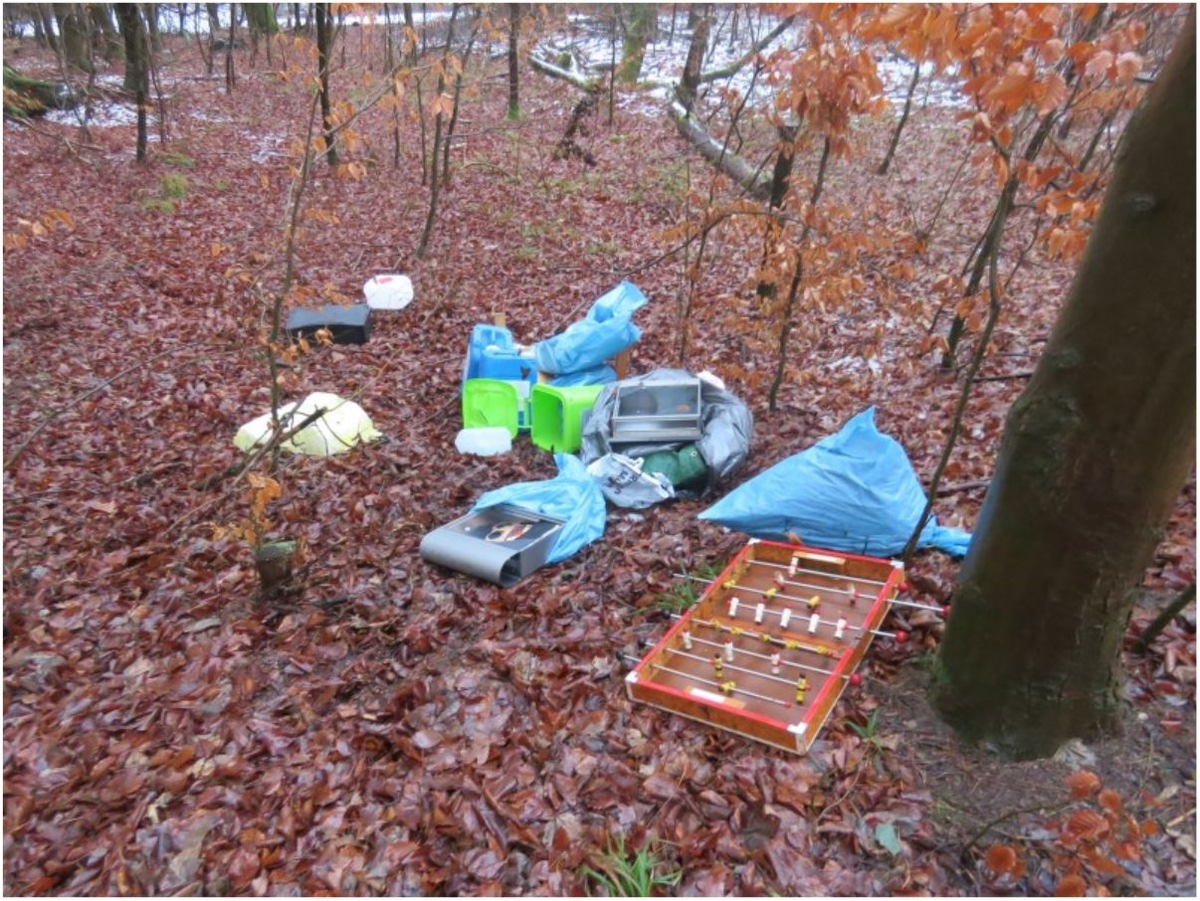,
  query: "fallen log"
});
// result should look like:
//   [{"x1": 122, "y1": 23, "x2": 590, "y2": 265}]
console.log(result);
[
  {"x1": 528, "y1": 53, "x2": 598, "y2": 93},
  {"x1": 668, "y1": 101, "x2": 771, "y2": 200},
  {"x1": 697, "y1": 14, "x2": 798, "y2": 84},
  {"x1": 3, "y1": 66, "x2": 77, "y2": 118}
]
